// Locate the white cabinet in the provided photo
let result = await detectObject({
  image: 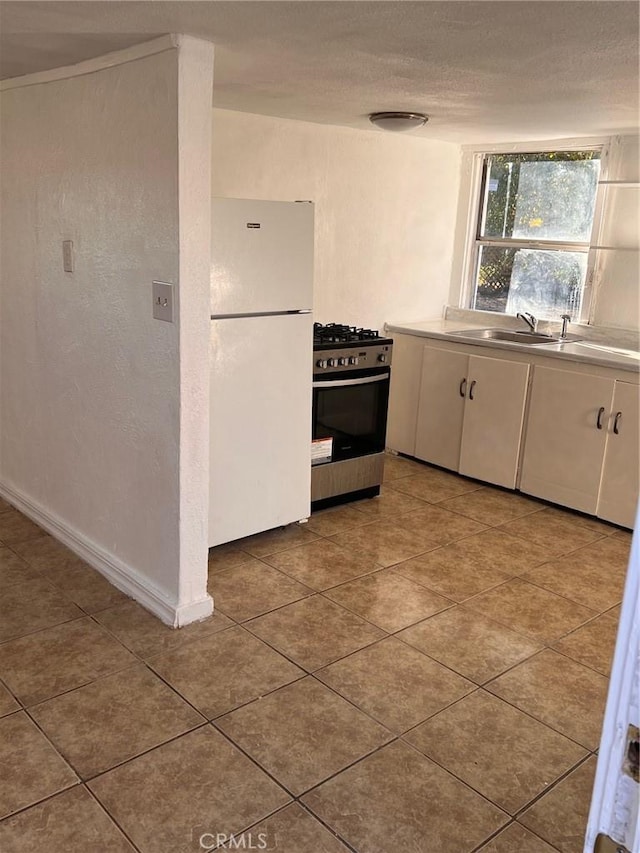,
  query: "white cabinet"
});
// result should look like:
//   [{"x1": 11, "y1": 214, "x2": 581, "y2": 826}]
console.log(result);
[
  {"x1": 520, "y1": 366, "x2": 639, "y2": 526},
  {"x1": 385, "y1": 330, "x2": 638, "y2": 527},
  {"x1": 597, "y1": 382, "x2": 640, "y2": 528},
  {"x1": 414, "y1": 348, "x2": 466, "y2": 470},
  {"x1": 386, "y1": 333, "x2": 428, "y2": 456},
  {"x1": 520, "y1": 367, "x2": 613, "y2": 513},
  {"x1": 415, "y1": 346, "x2": 530, "y2": 489},
  {"x1": 458, "y1": 355, "x2": 530, "y2": 488}
]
